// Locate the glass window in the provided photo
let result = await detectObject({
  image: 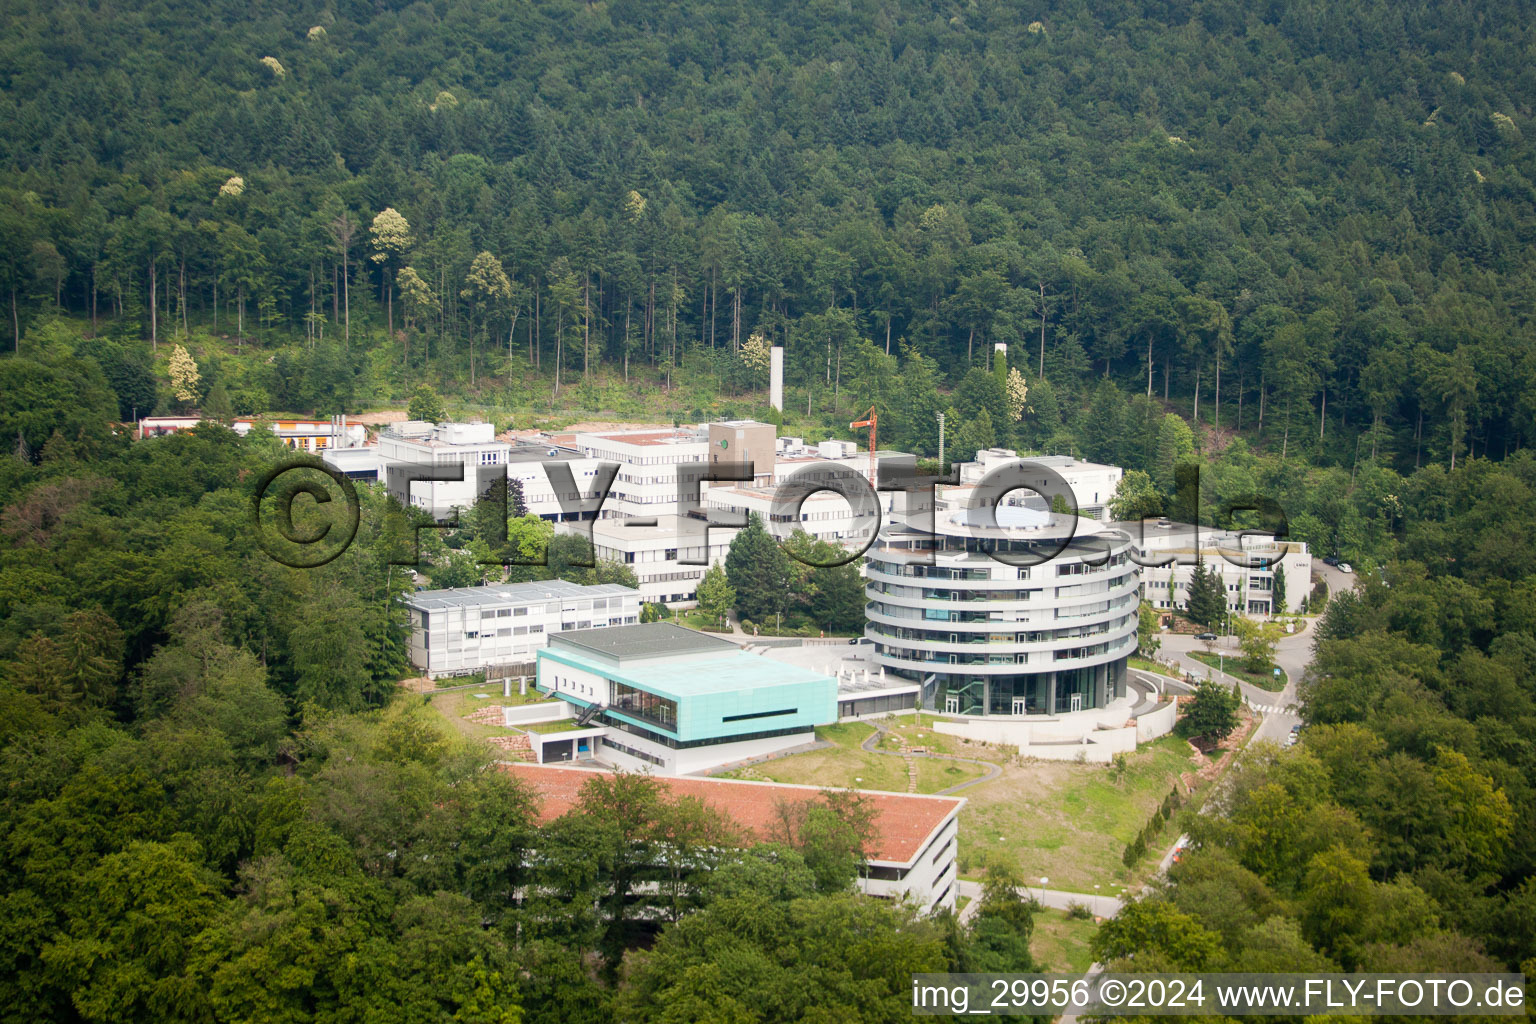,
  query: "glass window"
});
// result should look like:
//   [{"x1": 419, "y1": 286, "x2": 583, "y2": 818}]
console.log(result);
[{"x1": 610, "y1": 681, "x2": 678, "y2": 731}]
